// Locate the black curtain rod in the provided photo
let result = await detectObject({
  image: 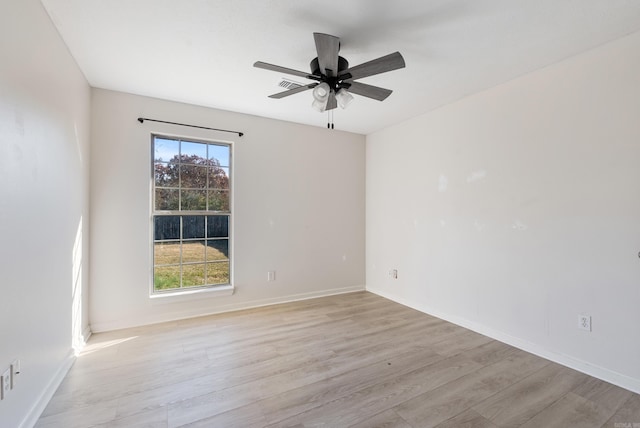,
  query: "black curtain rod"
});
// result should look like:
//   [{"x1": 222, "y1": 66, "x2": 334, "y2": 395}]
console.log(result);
[{"x1": 137, "y1": 117, "x2": 243, "y2": 137}]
